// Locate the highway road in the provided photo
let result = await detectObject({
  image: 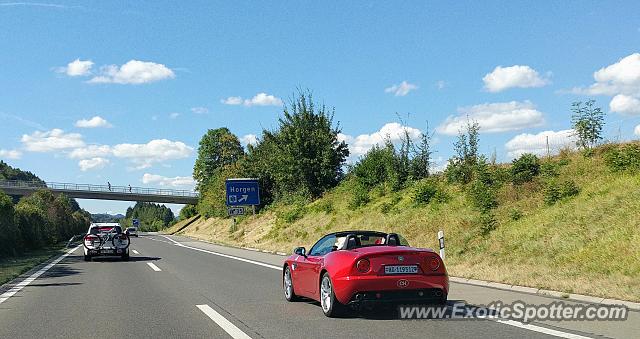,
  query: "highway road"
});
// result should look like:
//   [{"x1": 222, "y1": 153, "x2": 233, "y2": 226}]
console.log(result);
[{"x1": 1, "y1": 233, "x2": 637, "y2": 338}]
